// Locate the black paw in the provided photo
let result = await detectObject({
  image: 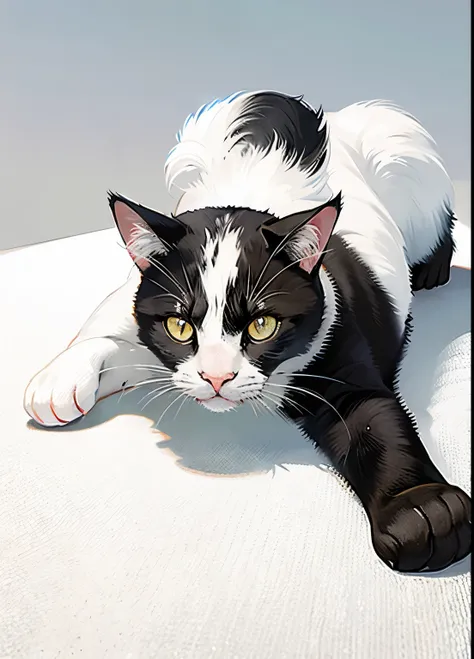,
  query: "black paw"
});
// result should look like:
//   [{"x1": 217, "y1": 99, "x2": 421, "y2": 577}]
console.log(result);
[
  {"x1": 411, "y1": 224, "x2": 454, "y2": 291},
  {"x1": 371, "y1": 483, "x2": 471, "y2": 573},
  {"x1": 411, "y1": 258, "x2": 451, "y2": 291}
]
